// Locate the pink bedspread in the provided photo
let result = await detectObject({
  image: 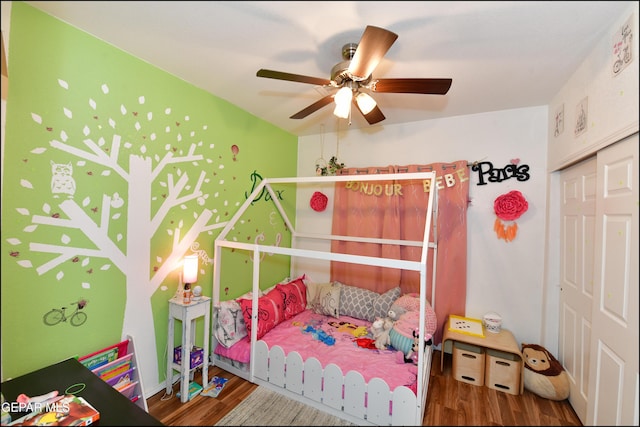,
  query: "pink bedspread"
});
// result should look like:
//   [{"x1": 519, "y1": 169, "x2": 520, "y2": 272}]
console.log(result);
[{"x1": 214, "y1": 309, "x2": 420, "y2": 391}]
